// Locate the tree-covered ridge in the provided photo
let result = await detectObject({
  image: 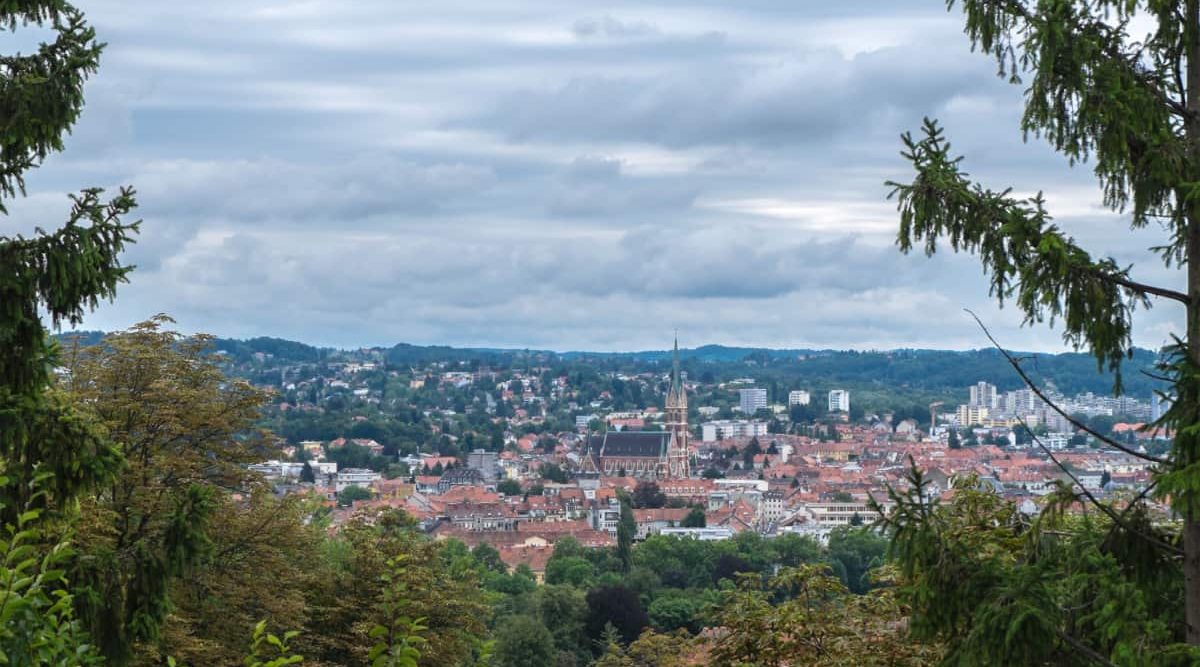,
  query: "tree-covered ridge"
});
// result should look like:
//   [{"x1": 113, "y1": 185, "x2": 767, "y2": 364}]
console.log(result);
[{"x1": 55, "y1": 329, "x2": 1164, "y2": 399}]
